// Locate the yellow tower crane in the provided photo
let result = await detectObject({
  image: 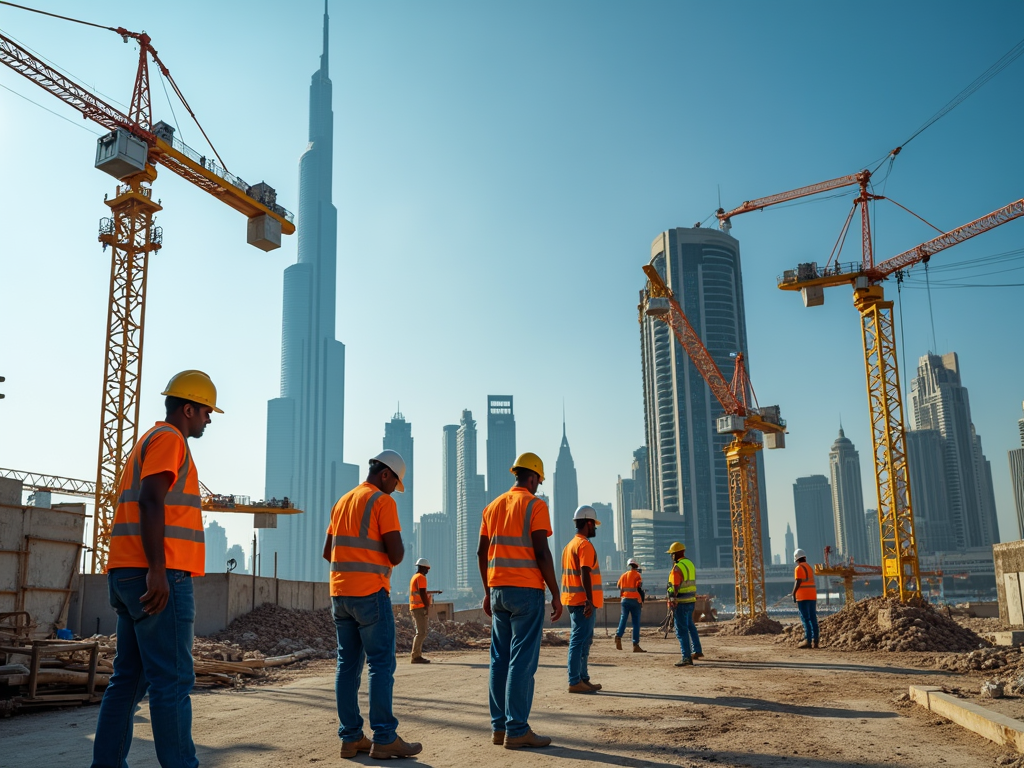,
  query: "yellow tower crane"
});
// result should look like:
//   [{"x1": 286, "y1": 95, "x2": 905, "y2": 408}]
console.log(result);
[
  {"x1": 0, "y1": 5, "x2": 296, "y2": 571},
  {"x1": 640, "y1": 265, "x2": 787, "y2": 620}
]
